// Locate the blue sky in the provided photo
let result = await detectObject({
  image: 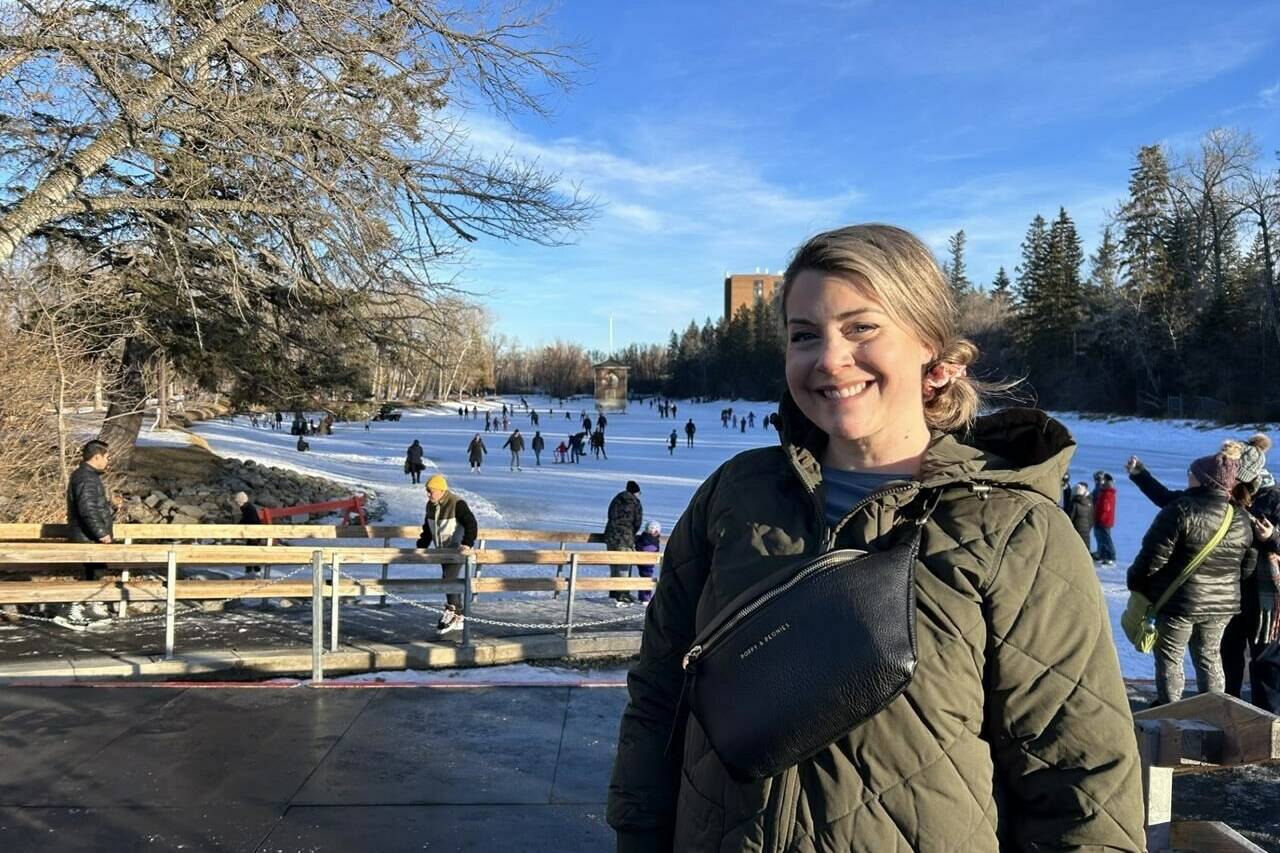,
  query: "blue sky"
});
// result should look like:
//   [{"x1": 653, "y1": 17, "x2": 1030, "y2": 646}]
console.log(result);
[{"x1": 459, "y1": 0, "x2": 1280, "y2": 352}]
